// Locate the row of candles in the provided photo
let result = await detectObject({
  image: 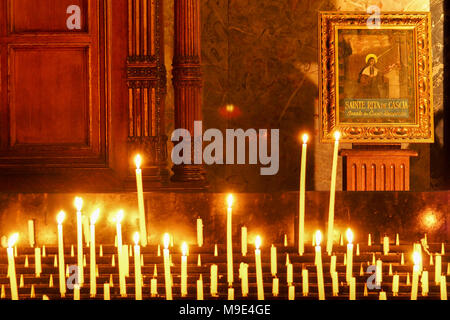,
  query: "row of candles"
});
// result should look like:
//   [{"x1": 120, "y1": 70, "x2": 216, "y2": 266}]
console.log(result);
[{"x1": 3, "y1": 198, "x2": 449, "y2": 300}]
